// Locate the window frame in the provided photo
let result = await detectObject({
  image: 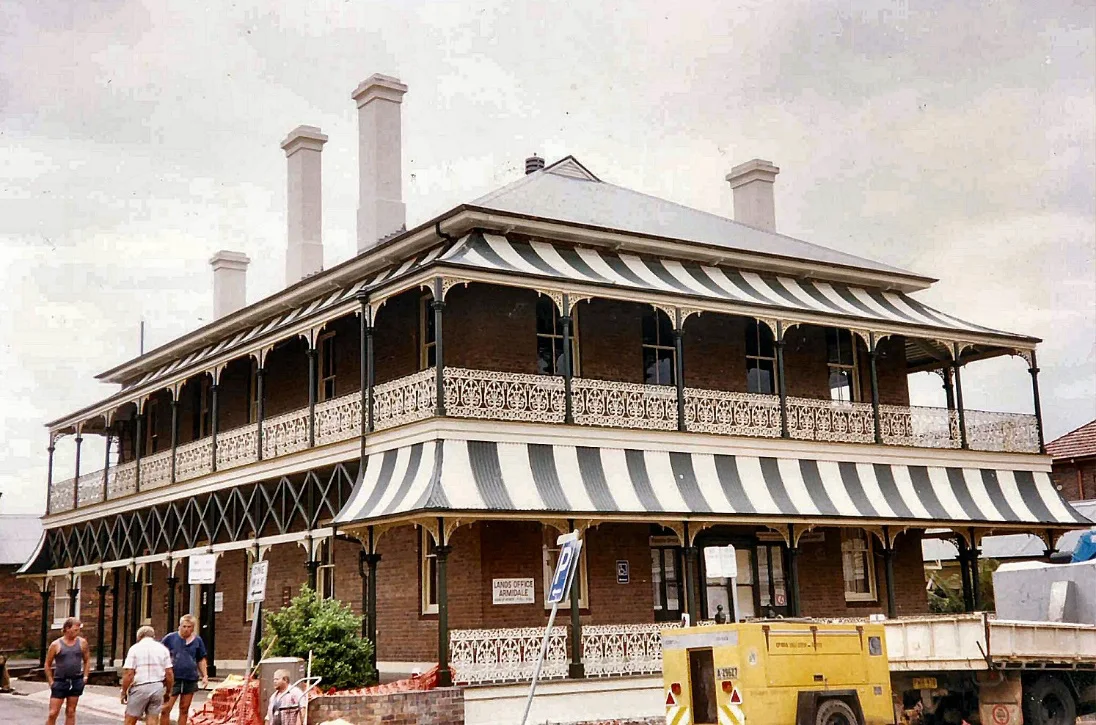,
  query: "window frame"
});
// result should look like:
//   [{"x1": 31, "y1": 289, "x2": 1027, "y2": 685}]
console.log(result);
[
  {"x1": 315, "y1": 538, "x2": 336, "y2": 601},
  {"x1": 641, "y1": 308, "x2": 676, "y2": 386},
  {"x1": 826, "y1": 328, "x2": 861, "y2": 403},
  {"x1": 535, "y1": 297, "x2": 581, "y2": 376},
  {"x1": 745, "y1": 320, "x2": 777, "y2": 395},
  {"x1": 841, "y1": 529, "x2": 878, "y2": 602},
  {"x1": 137, "y1": 565, "x2": 154, "y2": 625},
  {"x1": 420, "y1": 527, "x2": 438, "y2": 615},
  {"x1": 541, "y1": 526, "x2": 589, "y2": 610},
  {"x1": 419, "y1": 295, "x2": 437, "y2": 371},
  {"x1": 51, "y1": 575, "x2": 78, "y2": 629},
  {"x1": 317, "y1": 332, "x2": 337, "y2": 402}
]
